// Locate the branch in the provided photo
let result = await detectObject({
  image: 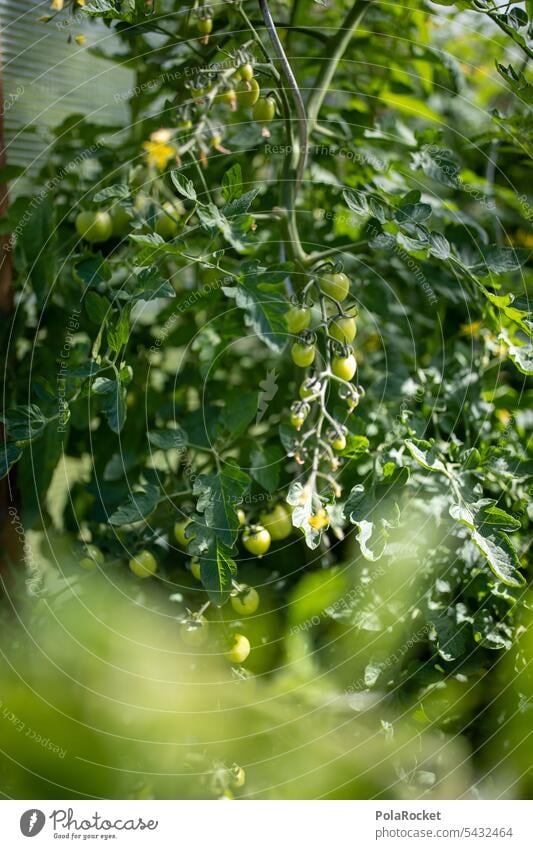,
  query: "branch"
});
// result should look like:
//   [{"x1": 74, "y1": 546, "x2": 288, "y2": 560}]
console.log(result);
[{"x1": 306, "y1": 0, "x2": 373, "y2": 134}]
